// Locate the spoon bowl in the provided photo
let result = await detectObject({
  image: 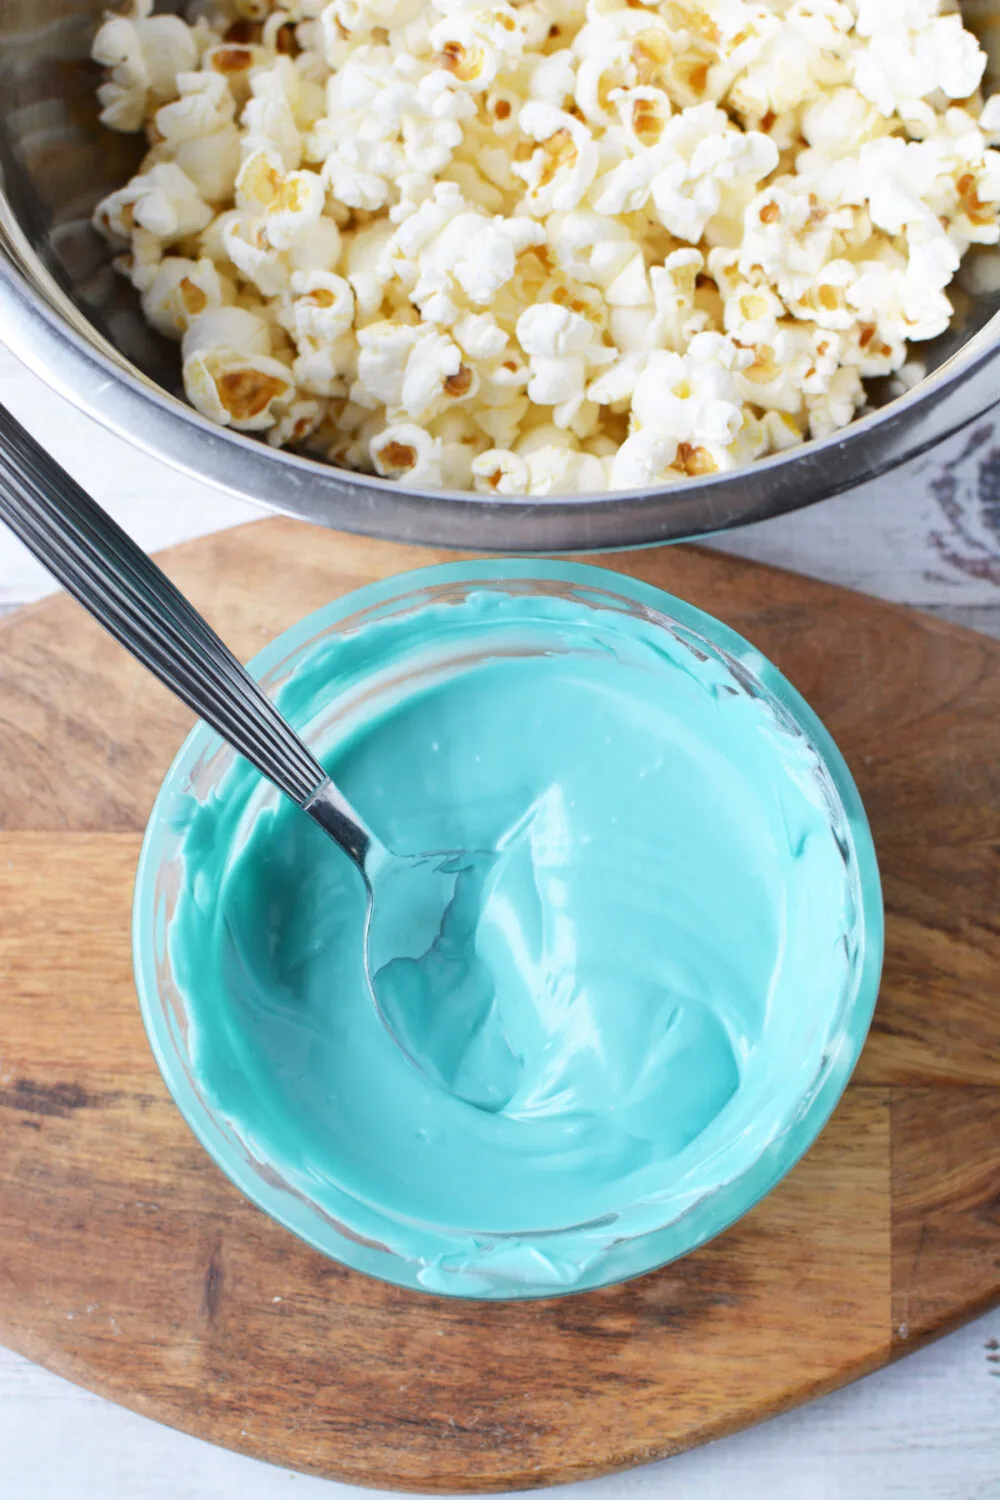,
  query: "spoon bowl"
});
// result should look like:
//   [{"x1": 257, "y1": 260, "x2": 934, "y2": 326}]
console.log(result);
[{"x1": 365, "y1": 847, "x2": 521, "y2": 1113}]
